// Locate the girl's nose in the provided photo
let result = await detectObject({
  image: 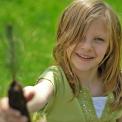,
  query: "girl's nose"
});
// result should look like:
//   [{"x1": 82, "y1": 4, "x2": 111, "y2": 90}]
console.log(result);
[{"x1": 79, "y1": 40, "x2": 93, "y2": 51}]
